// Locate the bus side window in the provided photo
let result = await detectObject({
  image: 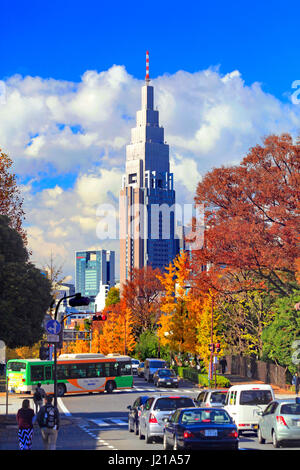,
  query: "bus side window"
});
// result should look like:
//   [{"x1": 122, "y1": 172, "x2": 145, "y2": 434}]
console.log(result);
[
  {"x1": 45, "y1": 366, "x2": 52, "y2": 380},
  {"x1": 31, "y1": 365, "x2": 44, "y2": 382},
  {"x1": 95, "y1": 363, "x2": 104, "y2": 377}
]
